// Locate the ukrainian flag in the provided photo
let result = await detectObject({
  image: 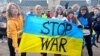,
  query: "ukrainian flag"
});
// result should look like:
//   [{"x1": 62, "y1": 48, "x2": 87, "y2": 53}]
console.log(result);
[{"x1": 19, "y1": 15, "x2": 83, "y2": 56}]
